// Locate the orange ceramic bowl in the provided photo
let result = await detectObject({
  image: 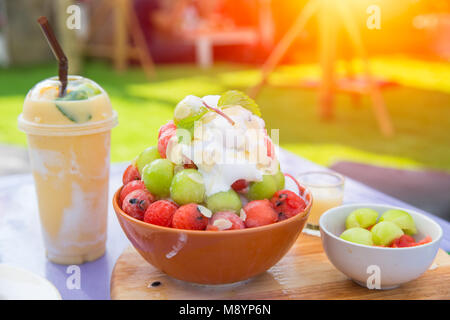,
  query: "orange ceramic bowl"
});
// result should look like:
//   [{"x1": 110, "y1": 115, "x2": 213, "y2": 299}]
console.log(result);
[{"x1": 113, "y1": 187, "x2": 312, "y2": 284}]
